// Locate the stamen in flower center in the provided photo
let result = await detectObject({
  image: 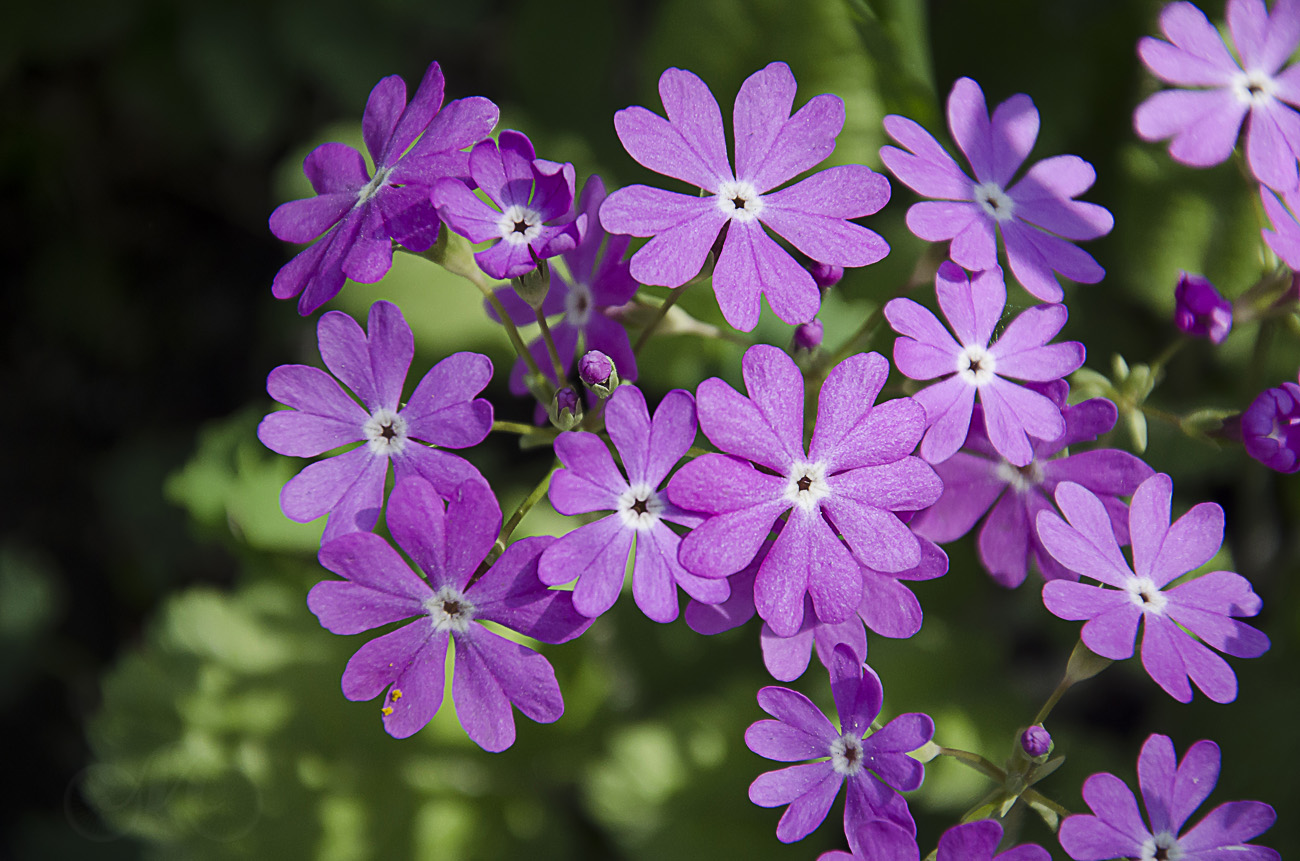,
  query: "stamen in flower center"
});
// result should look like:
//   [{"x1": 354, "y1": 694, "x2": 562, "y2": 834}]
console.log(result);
[
  {"x1": 829, "y1": 733, "x2": 867, "y2": 776},
  {"x1": 498, "y1": 204, "x2": 544, "y2": 245},
  {"x1": 566, "y1": 281, "x2": 594, "y2": 327},
  {"x1": 424, "y1": 585, "x2": 476, "y2": 634},
  {"x1": 363, "y1": 408, "x2": 409, "y2": 455},
  {"x1": 1139, "y1": 831, "x2": 1183, "y2": 861},
  {"x1": 973, "y1": 181, "x2": 1015, "y2": 222},
  {"x1": 716, "y1": 180, "x2": 763, "y2": 222},
  {"x1": 617, "y1": 482, "x2": 664, "y2": 530},
  {"x1": 956, "y1": 344, "x2": 997, "y2": 385},
  {"x1": 1126, "y1": 575, "x2": 1168, "y2": 614},
  {"x1": 357, "y1": 166, "x2": 393, "y2": 204},
  {"x1": 784, "y1": 461, "x2": 830, "y2": 511},
  {"x1": 995, "y1": 459, "x2": 1043, "y2": 493},
  {"x1": 1233, "y1": 70, "x2": 1276, "y2": 106}
]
